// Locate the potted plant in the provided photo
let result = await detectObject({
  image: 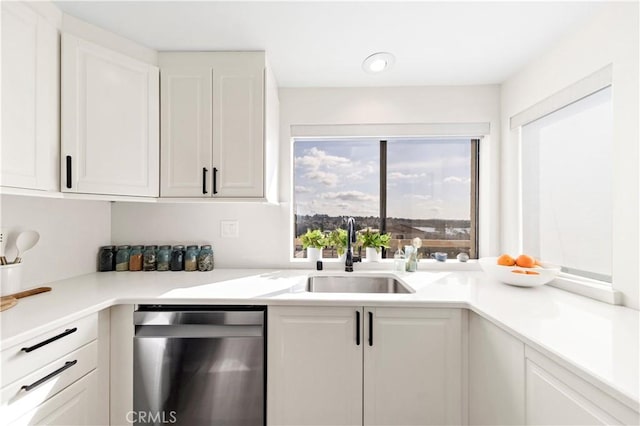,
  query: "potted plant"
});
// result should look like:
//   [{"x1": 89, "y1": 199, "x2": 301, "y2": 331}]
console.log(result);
[
  {"x1": 328, "y1": 229, "x2": 348, "y2": 261},
  {"x1": 300, "y1": 229, "x2": 327, "y2": 263},
  {"x1": 359, "y1": 228, "x2": 391, "y2": 262}
]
